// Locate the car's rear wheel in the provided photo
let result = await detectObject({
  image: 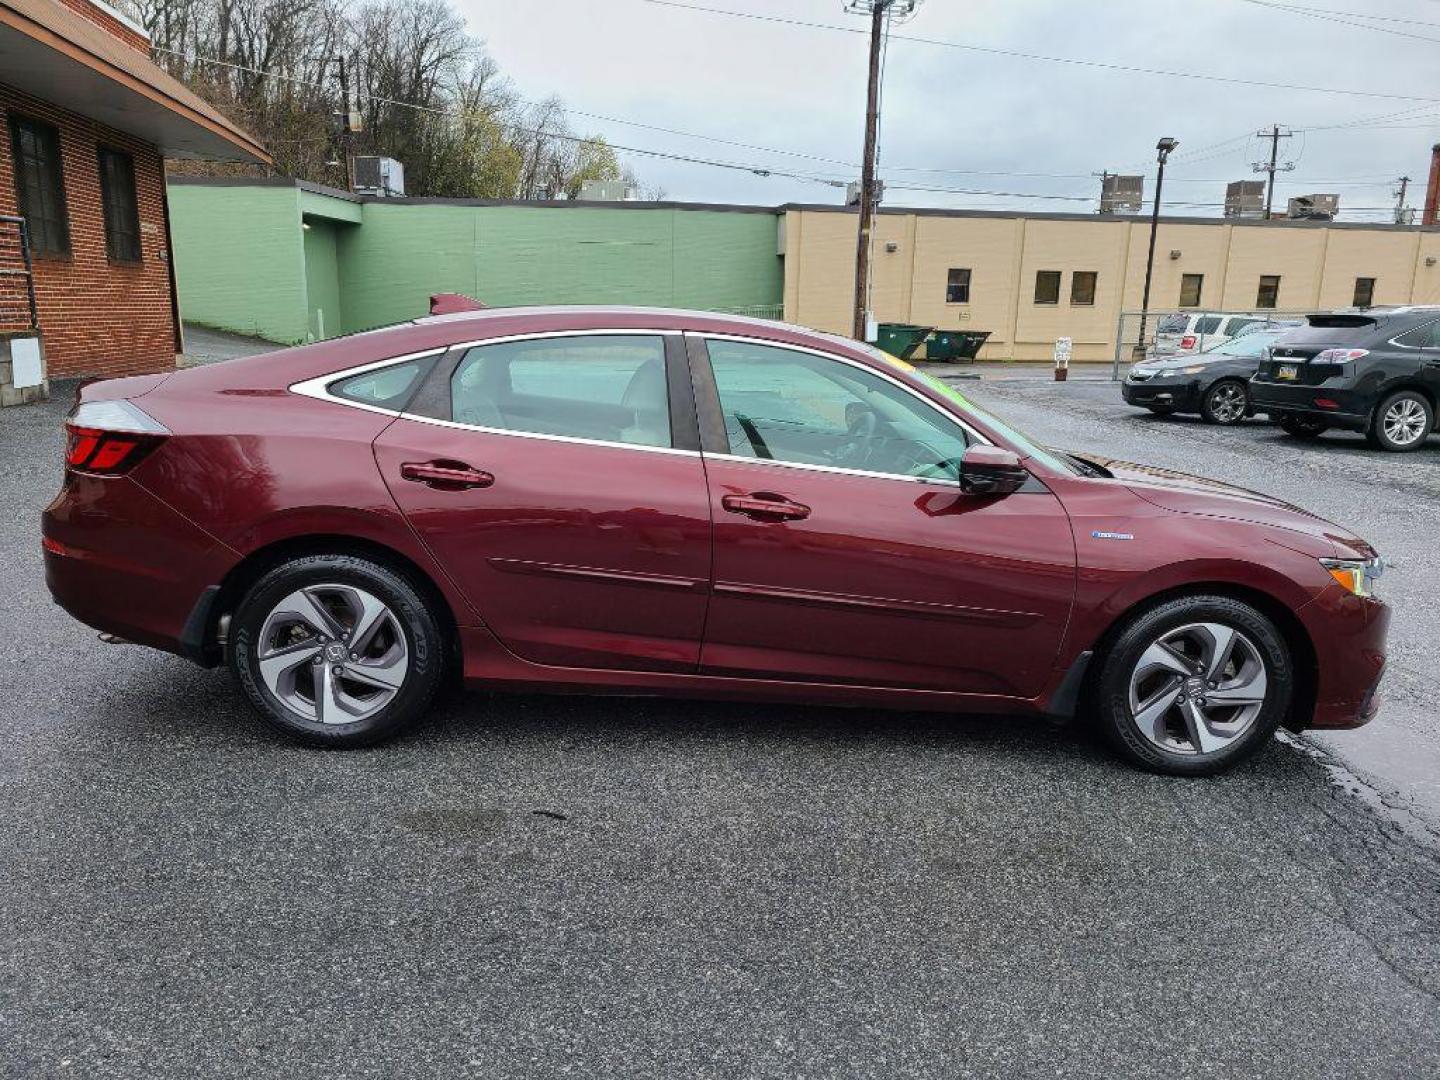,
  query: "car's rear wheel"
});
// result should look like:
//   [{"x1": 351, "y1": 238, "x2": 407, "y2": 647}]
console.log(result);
[
  {"x1": 1093, "y1": 595, "x2": 1293, "y2": 776},
  {"x1": 229, "y1": 554, "x2": 445, "y2": 747},
  {"x1": 1200, "y1": 379, "x2": 1248, "y2": 425},
  {"x1": 1276, "y1": 414, "x2": 1329, "y2": 439},
  {"x1": 1366, "y1": 390, "x2": 1432, "y2": 452}
]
